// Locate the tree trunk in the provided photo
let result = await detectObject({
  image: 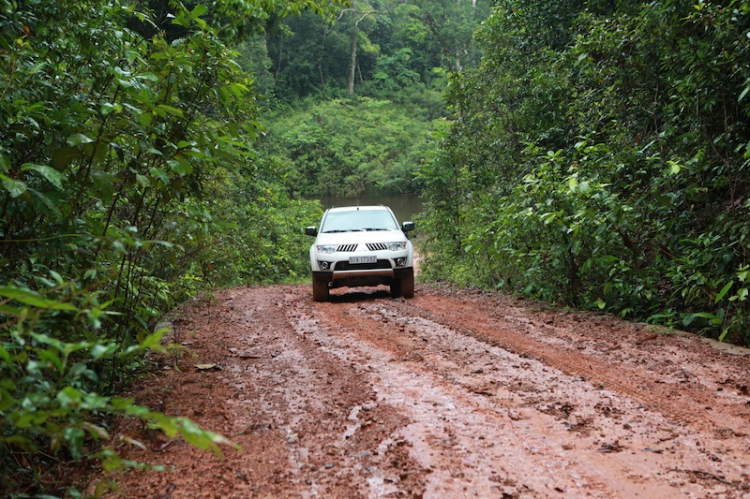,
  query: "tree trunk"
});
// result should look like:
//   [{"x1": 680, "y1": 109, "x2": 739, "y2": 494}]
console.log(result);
[
  {"x1": 319, "y1": 57, "x2": 326, "y2": 97},
  {"x1": 348, "y1": 27, "x2": 357, "y2": 94}
]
